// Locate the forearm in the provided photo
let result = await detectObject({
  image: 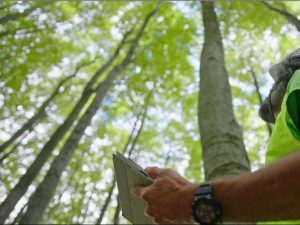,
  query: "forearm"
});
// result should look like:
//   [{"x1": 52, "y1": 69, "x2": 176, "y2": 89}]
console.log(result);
[{"x1": 213, "y1": 151, "x2": 300, "y2": 222}]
